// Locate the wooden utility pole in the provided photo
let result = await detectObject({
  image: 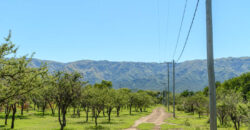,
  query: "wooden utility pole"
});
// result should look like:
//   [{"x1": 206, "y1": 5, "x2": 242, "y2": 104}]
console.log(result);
[
  {"x1": 206, "y1": 0, "x2": 217, "y2": 129},
  {"x1": 167, "y1": 62, "x2": 170, "y2": 111},
  {"x1": 172, "y1": 60, "x2": 175, "y2": 118}
]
